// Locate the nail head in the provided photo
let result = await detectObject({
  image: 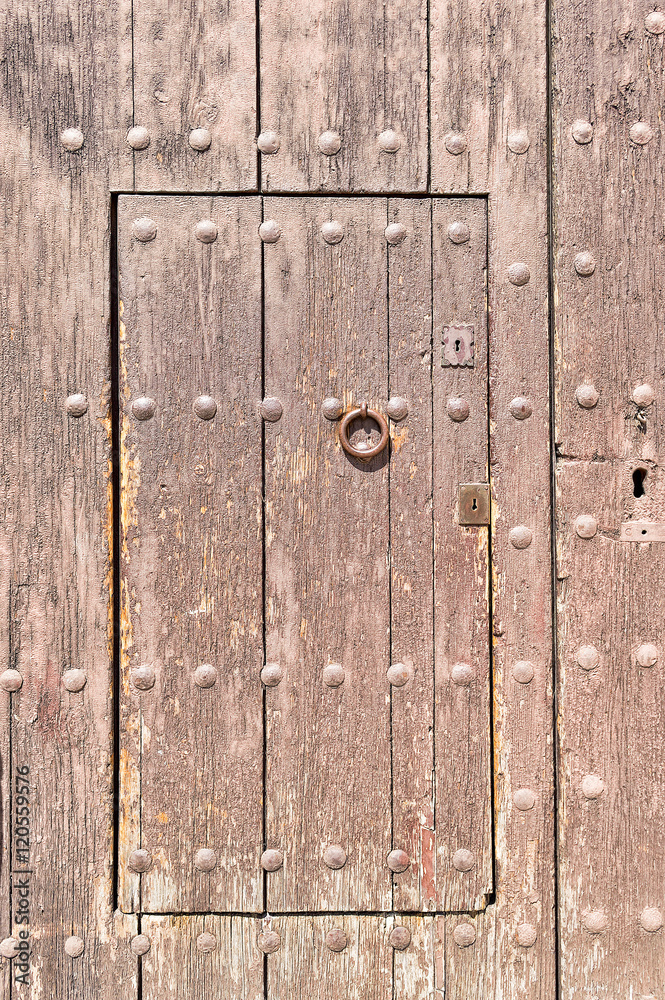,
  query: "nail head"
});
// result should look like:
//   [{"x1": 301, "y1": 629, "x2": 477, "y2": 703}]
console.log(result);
[
  {"x1": 261, "y1": 662, "x2": 283, "y2": 687},
  {"x1": 318, "y1": 131, "x2": 342, "y2": 155},
  {"x1": 195, "y1": 848, "x2": 217, "y2": 872},
  {"x1": 630, "y1": 122, "x2": 653, "y2": 145},
  {"x1": 387, "y1": 849, "x2": 410, "y2": 873},
  {"x1": 259, "y1": 220, "x2": 281, "y2": 243},
  {"x1": 583, "y1": 910, "x2": 608, "y2": 934},
  {"x1": 0, "y1": 937, "x2": 19, "y2": 959},
  {"x1": 582, "y1": 774, "x2": 604, "y2": 799},
  {"x1": 452, "y1": 848, "x2": 475, "y2": 872},
  {"x1": 321, "y1": 220, "x2": 344, "y2": 244},
  {"x1": 378, "y1": 129, "x2": 400, "y2": 153},
  {"x1": 260, "y1": 397, "x2": 283, "y2": 422},
  {"x1": 196, "y1": 932, "x2": 217, "y2": 953},
  {"x1": 322, "y1": 397, "x2": 344, "y2": 420},
  {"x1": 389, "y1": 926, "x2": 411, "y2": 950},
  {"x1": 576, "y1": 384, "x2": 599, "y2": 409},
  {"x1": 574, "y1": 252, "x2": 596, "y2": 277},
  {"x1": 189, "y1": 127, "x2": 212, "y2": 151},
  {"x1": 572, "y1": 120, "x2": 594, "y2": 144},
  {"x1": 323, "y1": 663, "x2": 345, "y2": 687},
  {"x1": 575, "y1": 515, "x2": 598, "y2": 539},
  {"x1": 636, "y1": 644, "x2": 658, "y2": 667},
  {"x1": 508, "y1": 262, "x2": 531, "y2": 286},
  {"x1": 447, "y1": 221, "x2": 470, "y2": 244},
  {"x1": 385, "y1": 223, "x2": 407, "y2": 245},
  {"x1": 126, "y1": 126, "x2": 150, "y2": 150},
  {"x1": 640, "y1": 907, "x2": 663, "y2": 932},
  {"x1": 131, "y1": 665, "x2": 156, "y2": 691},
  {"x1": 258, "y1": 930, "x2": 281, "y2": 954},
  {"x1": 387, "y1": 662, "x2": 409, "y2": 687},
  {"x1": 451, "y1": 662, "x2": 475, "y2": 685},
  {"x1": 62, "y1": 669, "x2": 87, "y2": 692},
  {"x1": 512, "y1": 660, "x2": 535, "y2": 684},
  {"x1": 195, "y1": 220, "x2": 218, "y2": 243},
  {"x1": 132, "y1": 217, "x2": 157, "y2": 243},
  {"x1": 323, "y1": 844, "x2": 347, "y2": 869},
  {"x1": 61, "y1": 128, "x2": 84, "y2": 151},
  {"x1": 131, "y1": 396, "x2": 156, "y2": 420},
  {"x1": 453, "y1": 922, "x2": 476, "y2": 947},
  {"x1": 447, "y1": 397, "x2": 470, "y2": 422},
  {"x1": 507, "y1": 130, "x2": 530, "y2": 154},
  {"x1": 257, "y1": 130, "x2": 280, "y2": 154},
  {"x1": 632, "y1": 384, "x2": 655, "y2": 407},
  {"x1": 513, "y1": 788, "x2": 536, "y2": 811},
  {"x1": 325, "y1": 928, "x2": 348, "y2": 952},
  {"x1": 577, "y1": 645, "x2": 599, "y2": 671},
  {"x1": 510, "y1": 525, "x2": 533, "y2": 549},
  {"x1": 193, "y1": 395, "x2": 217, "y2": 420},
  {"x1": 0, "y1": 669, "x2": 23, "y2": 692},
  {"x1": 509, "y1": 396, "x2": 533, "y2": 420},
  {"x1": 66, "y1": 393, "x2": 89, "y2": 417},
  {"x1": 128, "y1": 848, "x2": 152, "y2": 873},
  {"x1": 65, "y1": 936, "x2": 84, "y2": 958},
  {"x1": 261, "y1": 849, "x2": 284, "y2": 872},
  {"x1": 445, "y1": 132, "x2": 467, "y2": 155},
  {"x1": 645, "y1": 11, "x2": 665, "y2": 33},
  {"x1": 194, "y1": 664, "x2": 217, "y2": 688},
  {"x1": 386, "y1": 397, "x2": 408, "y2": 421},
  {"x1": 515, "y1": 923, "x2": 537, "y2": 947},
  {"x1": 130, "y1": 934, "x2": 151, "y2": 956}
]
